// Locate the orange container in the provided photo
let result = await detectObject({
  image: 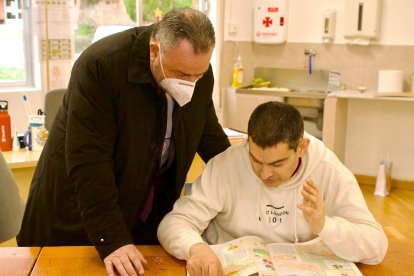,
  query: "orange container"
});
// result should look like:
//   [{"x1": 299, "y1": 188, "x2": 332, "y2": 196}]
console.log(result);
[{"x1": 0, "y1": 100, "x2": 12, "y2": 151}]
